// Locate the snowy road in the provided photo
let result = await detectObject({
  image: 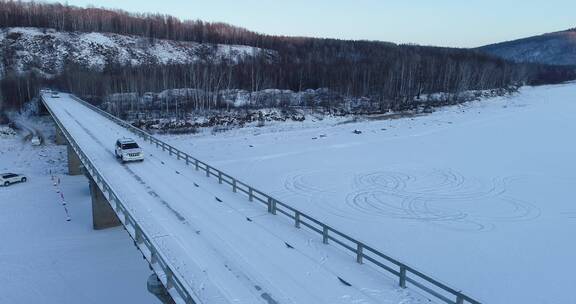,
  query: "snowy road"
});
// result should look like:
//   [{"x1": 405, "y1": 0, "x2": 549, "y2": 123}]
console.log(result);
[{"x1": 43, "y1": 94, "x2": 426, "y2": 304}]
